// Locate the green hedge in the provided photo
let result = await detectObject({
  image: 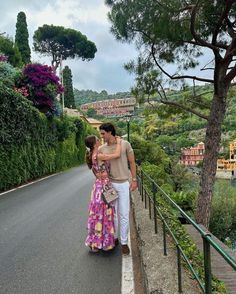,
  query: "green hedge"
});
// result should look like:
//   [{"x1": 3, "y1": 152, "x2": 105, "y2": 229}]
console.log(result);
[{"x1": 0, "y1": 83, "x2": 96, "y2": 191}]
